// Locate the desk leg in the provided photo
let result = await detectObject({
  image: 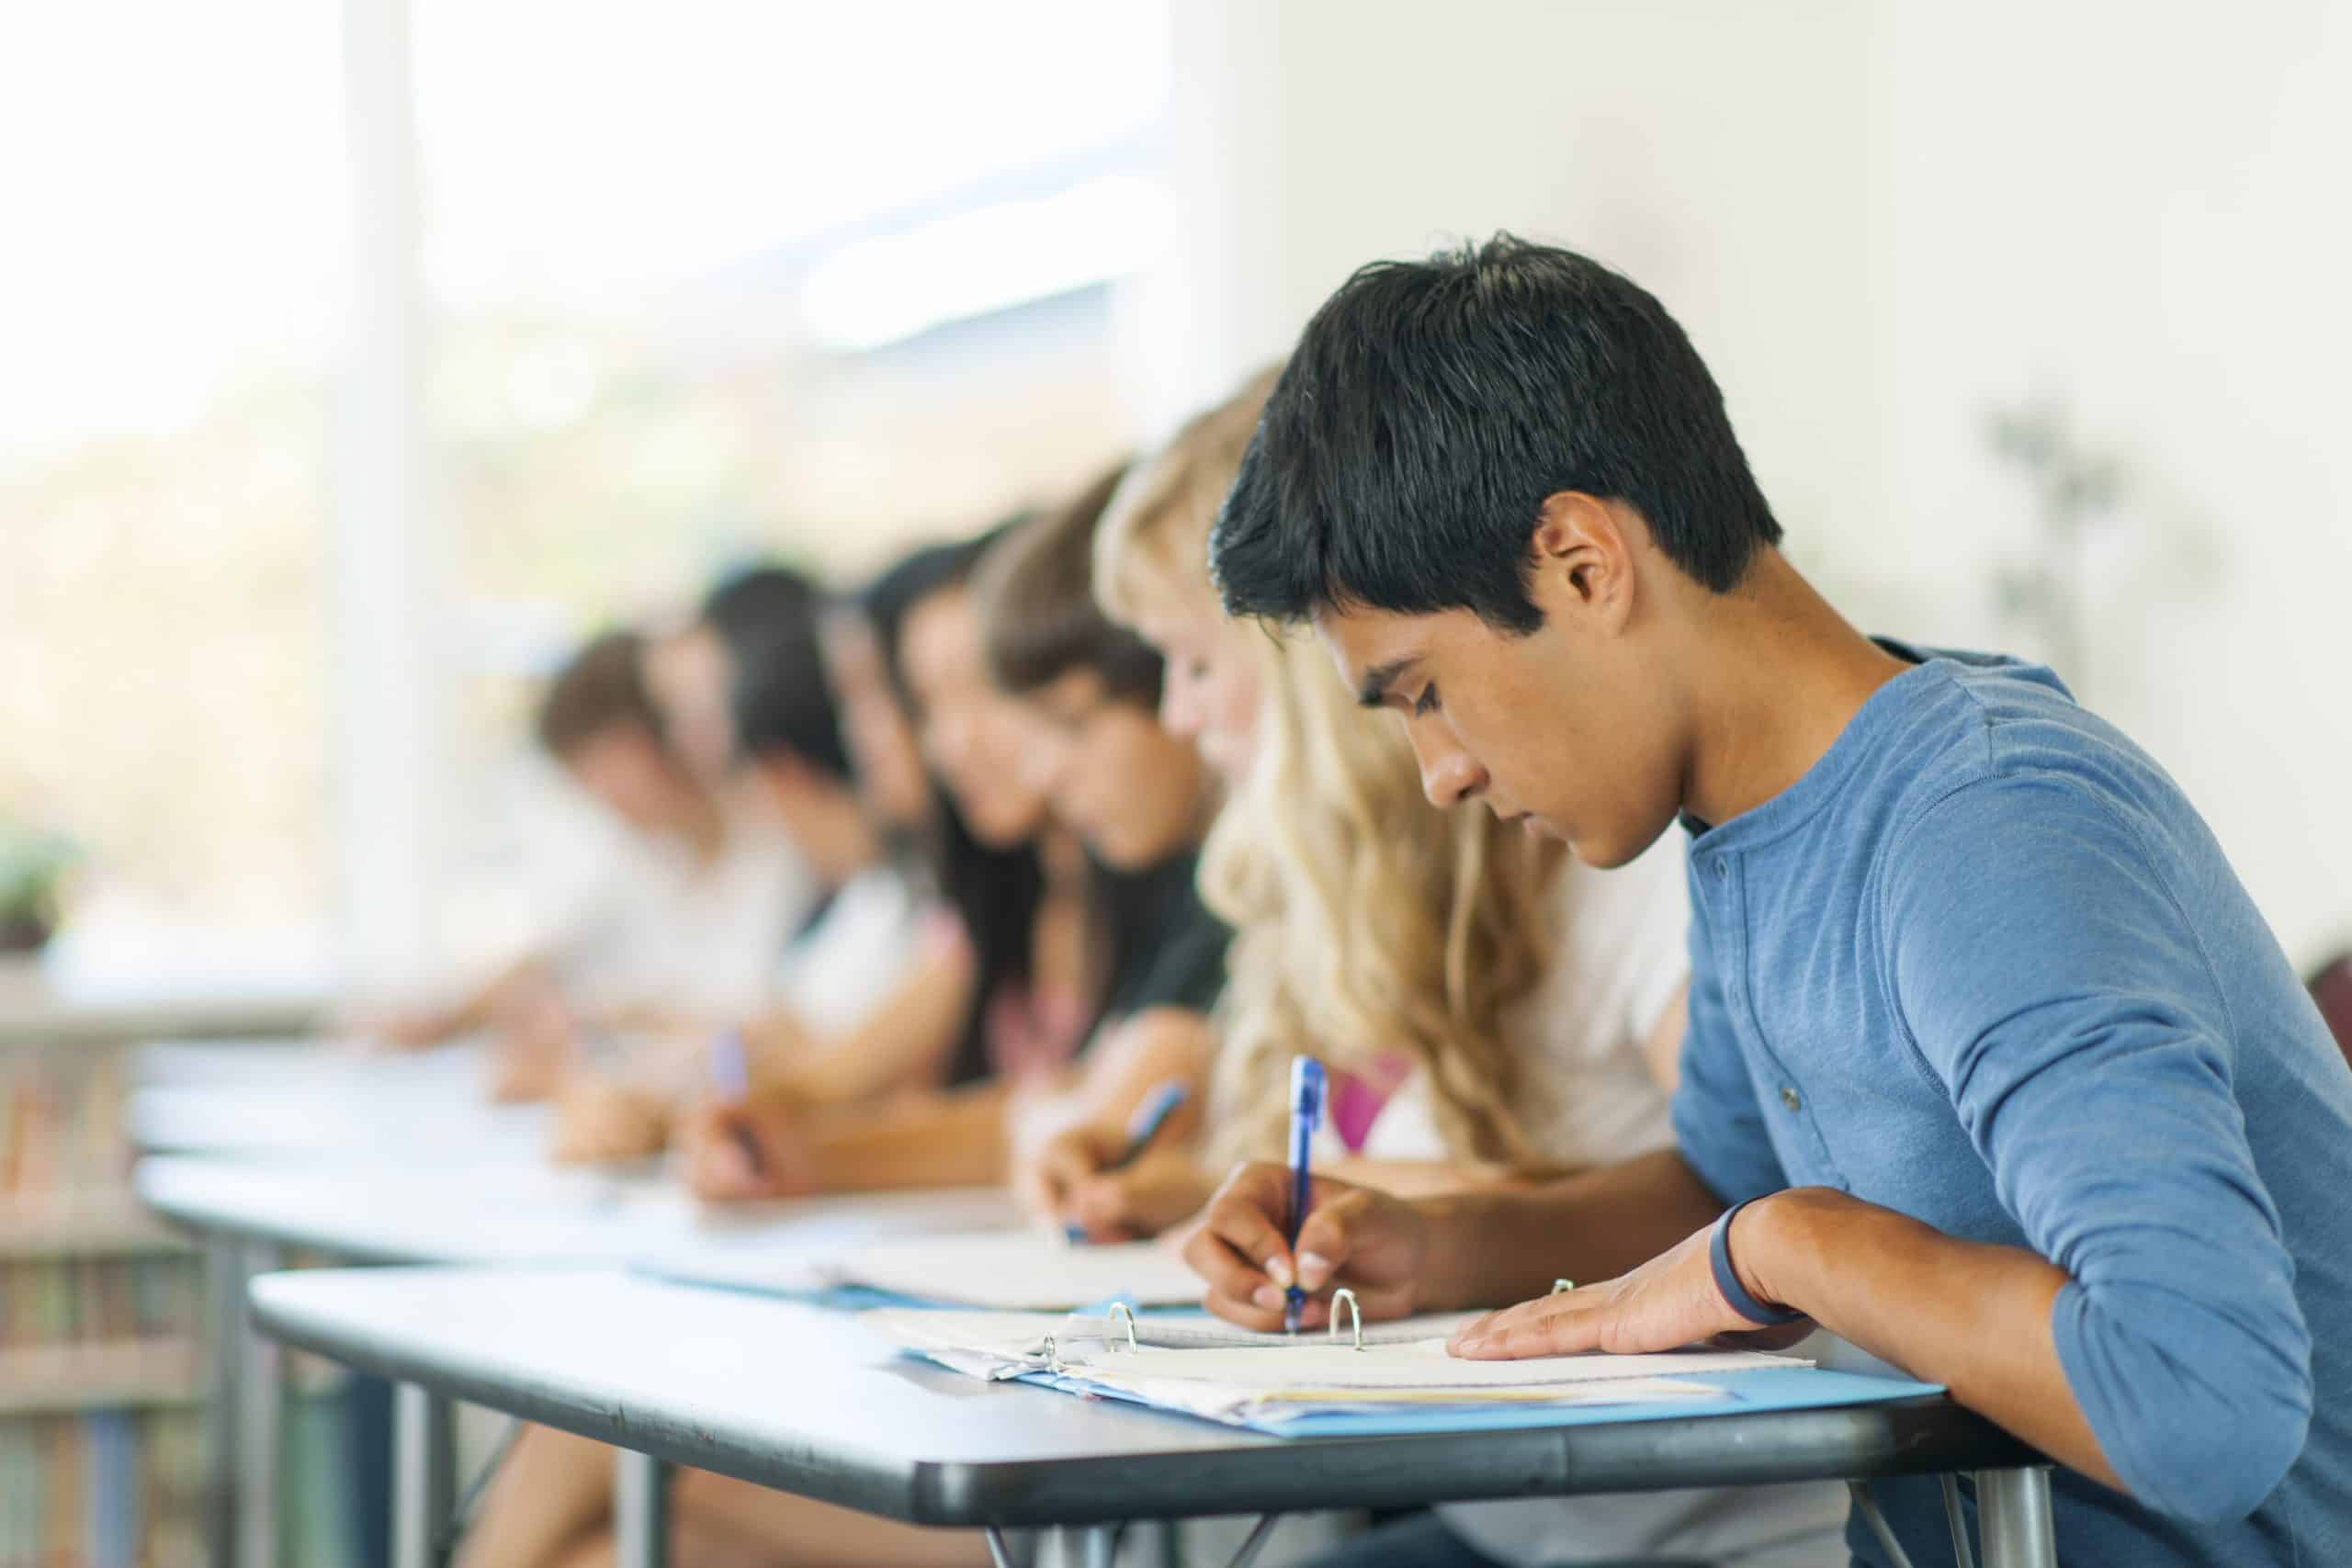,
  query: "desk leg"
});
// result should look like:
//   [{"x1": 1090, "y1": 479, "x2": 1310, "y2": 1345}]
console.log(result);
[
  {"x1": 613, "y1": 1449, "x2": 670, "y2": 1568},
  {"x1": 203, "y1": 1234, "x2": 246, "y2": 1568},
  {"x1": 391, "y1": 1384, "x2": 455, "y2": 1568},
  {"x1": 236, "y1": 1239, "x2": 285, "y2": 1568},
  {"x1": 1036, "y1": 1524, "x2": 1120, "y2": 1568},
  {"x1": 1974, "y1": 1467, "x2": 2056, "y2": 1568}
]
